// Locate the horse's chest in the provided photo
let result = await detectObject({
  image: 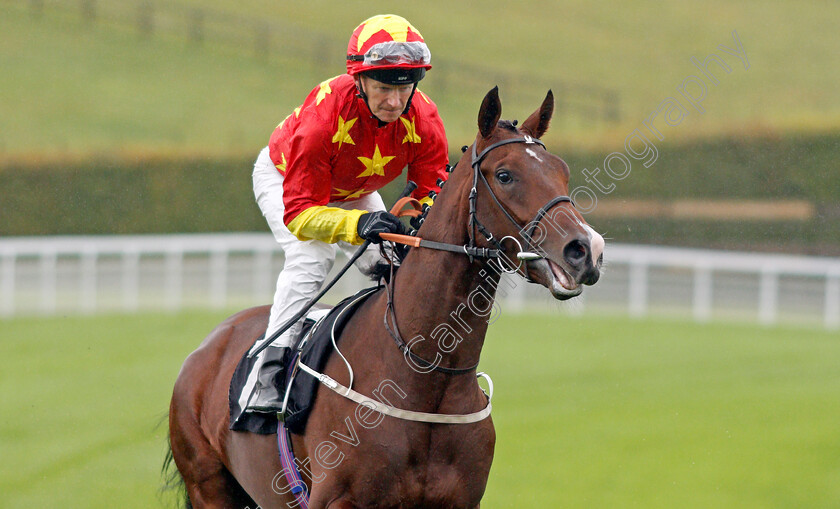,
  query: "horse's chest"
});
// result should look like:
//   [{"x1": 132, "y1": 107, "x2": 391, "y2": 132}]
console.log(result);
[
  {"x1": 347, "y1": 463, "x2": 489, "y2": 509},
  {"x1": 343, "y1": 424, "x2": 495, "y2": 508}
]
